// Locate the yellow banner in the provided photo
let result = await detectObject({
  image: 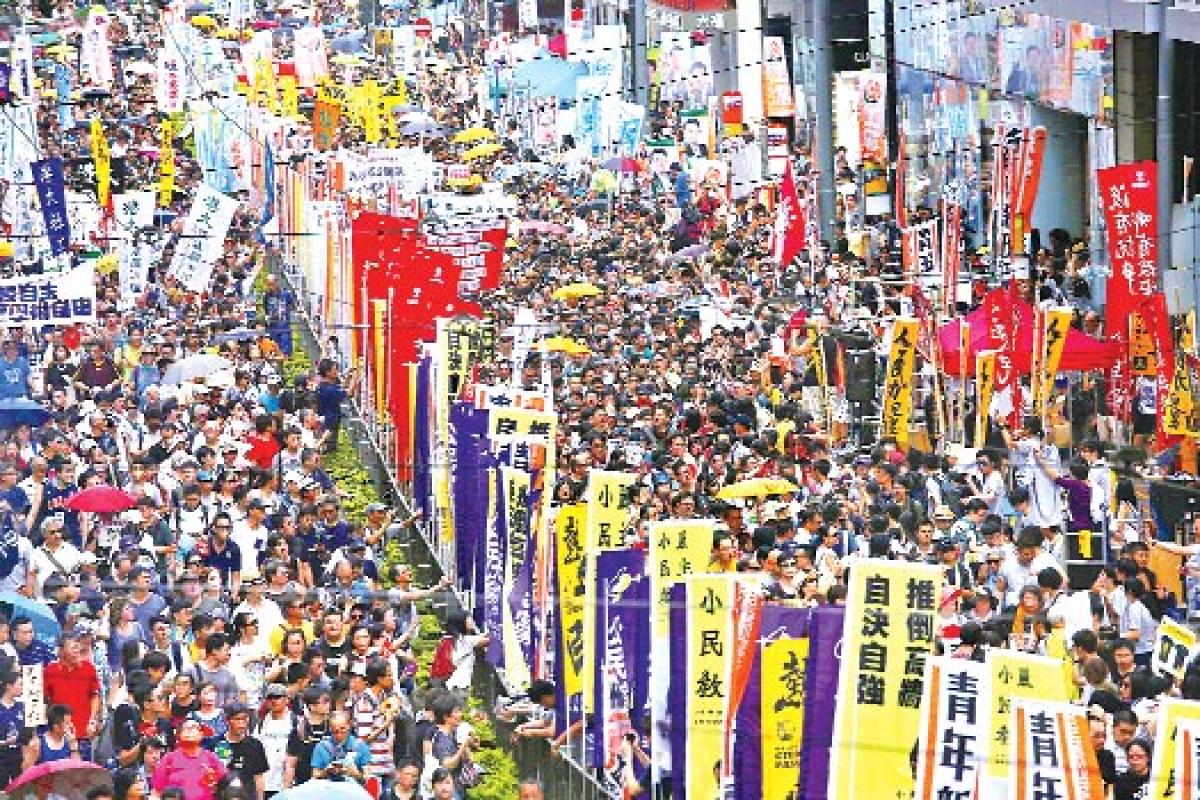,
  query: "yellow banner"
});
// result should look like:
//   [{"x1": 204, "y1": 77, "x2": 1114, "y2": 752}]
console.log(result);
[
  {"x1": 1164, "y1": 357, "x2": 1198, "y2": 436},
  {"x1": 90, "y1": 117, "x2": 110, "y2": 208},
  {"x1": 582, "y1": 470, "x2": 635, "y2": 713},
  {"x1": 500, "y1": 467, "x2": 533, "y2": 690},
  {"x1": 363, "y1": 79, "x2": 383, "y2": 144},
  {"x1": 829, "y1": 559, "x2": 941, "y2": 800},
  {"x1": 762, "y1": 636, "x2": 808, "y2": 800},
  {"x1": 1130, "y1": 311, "x2": 1157, "y2": 376},
  {"x1": 976, "y1": 350, "x2": 996, "y2": 445},
  {"x1": 158, "y1": 120, "x2": 175, "y2": 207},
  {"x1": 280, "y1": 75, "x2": 300, "y2": 120},
  {"x1": 649, "y1": 519, "x2": 716, "y2": 642},
  {"x1": 556, "y1": 504, "x2": 588, "y2": 697},
  {"x1": 986, "y1": 651, "x2": 1072, "y2": 782},
  {"x1": 1036, "y1": 307, "x2": 1072, "y2": 414},
  {"x1": 1153, "y1": 618, "x2": 1197, "y2": 679},
  {"x1": 881, "y1": 318, "x2": 919, "y2": 446},
  {"x1": 685, "y1": 573, "x2": 734, "y2": 800},
  {"x1": 1149, "y1": 699, "x2": 1200, "y2": 800}
]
